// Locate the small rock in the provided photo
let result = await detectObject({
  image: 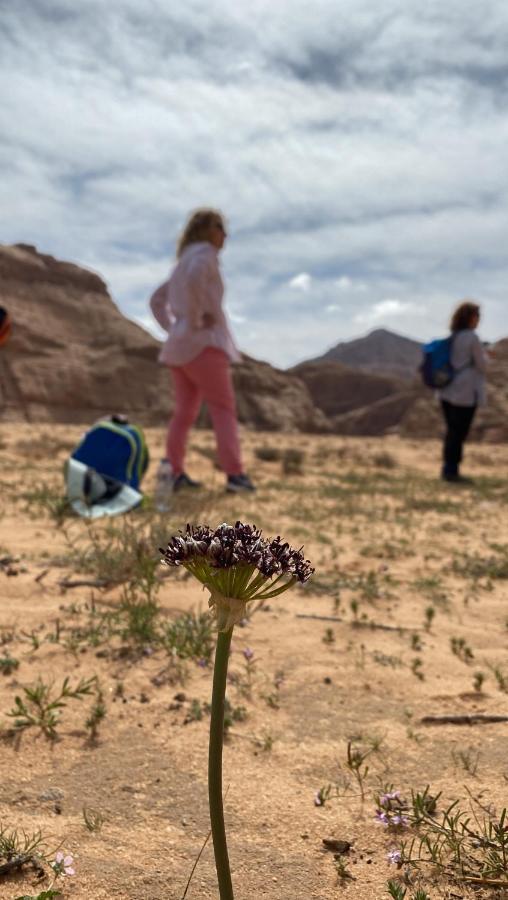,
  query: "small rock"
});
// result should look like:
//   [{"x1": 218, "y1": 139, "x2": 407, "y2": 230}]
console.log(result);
[
  {"x1": 39, "y1": 788, "x2": 64, "y2": 802},
  {"x1": 323, "y1": 677, "x2": 332, "y2": 685},
  {"x1": 322, "y1": 838, "x2": 351, "y2": 855}
]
